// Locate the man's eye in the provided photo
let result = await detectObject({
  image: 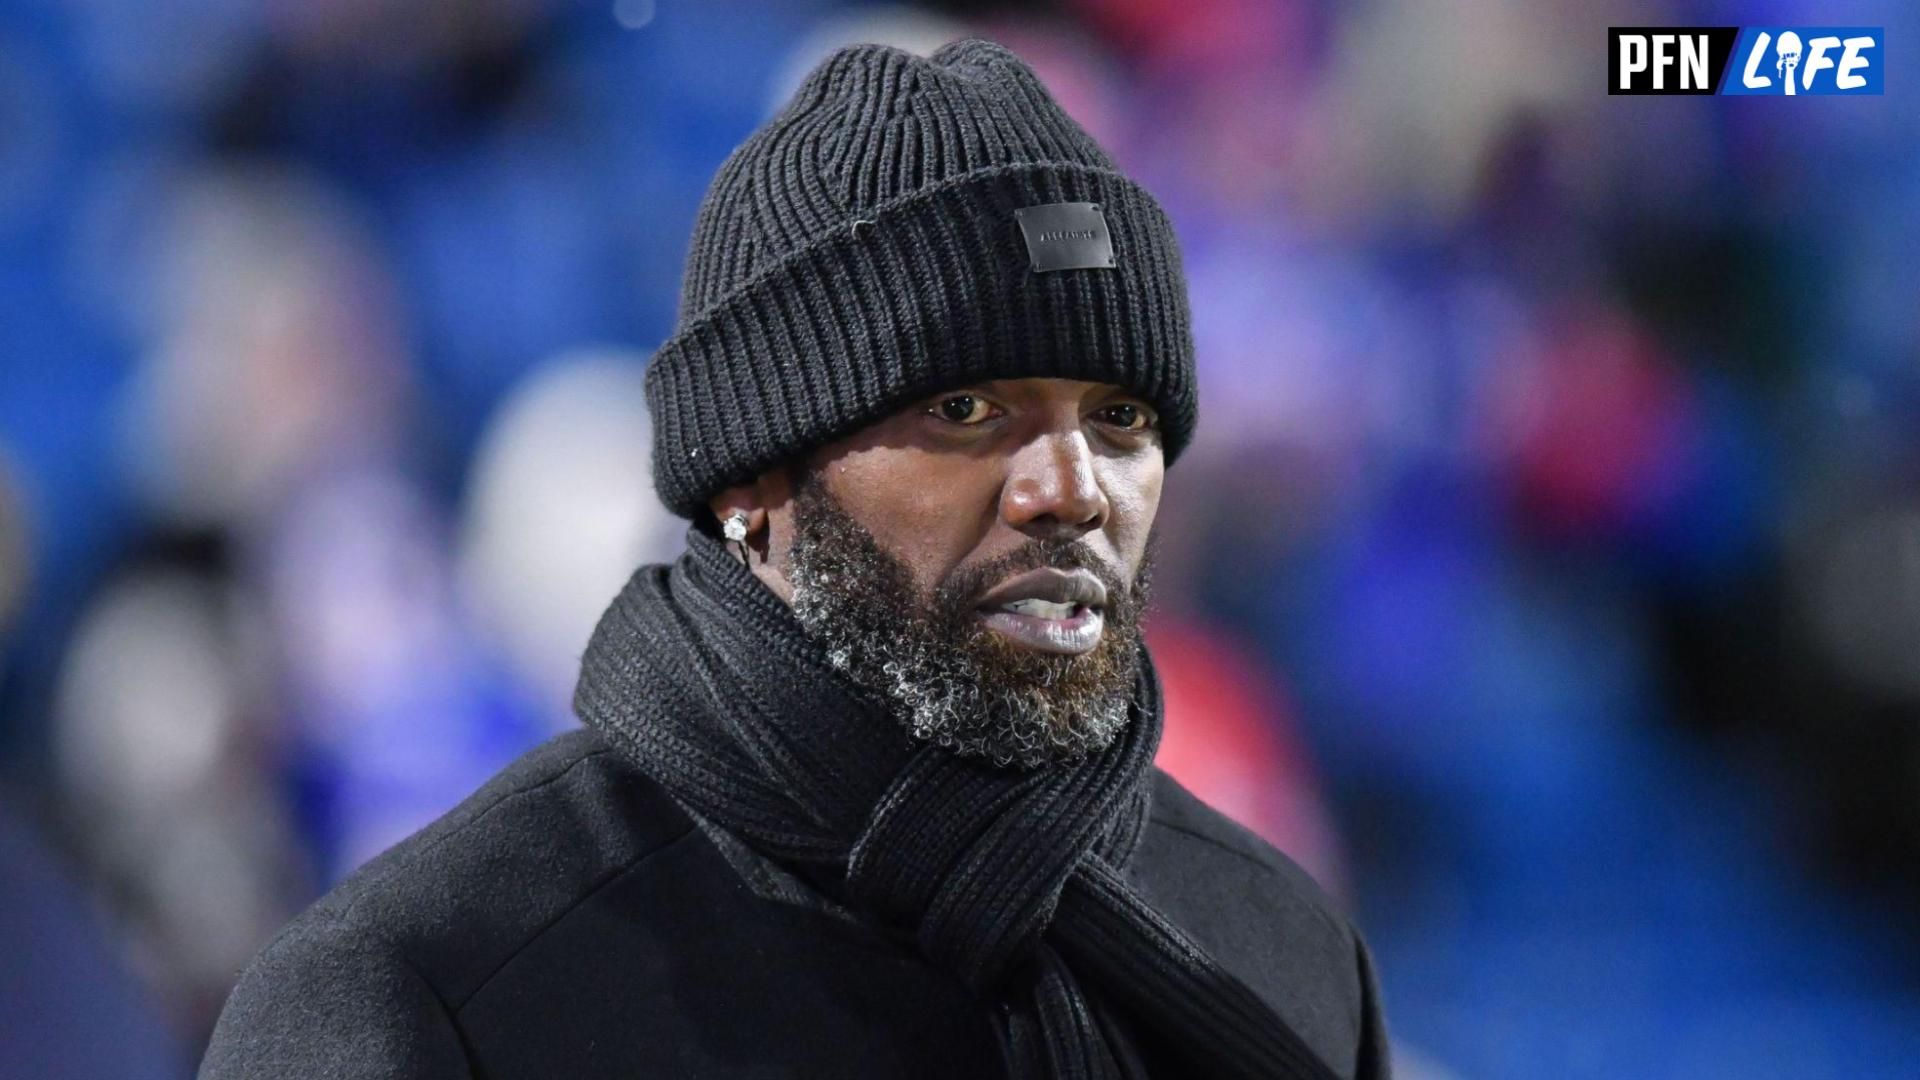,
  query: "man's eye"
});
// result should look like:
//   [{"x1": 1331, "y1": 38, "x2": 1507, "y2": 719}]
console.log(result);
[
  {"x1": 1096, "y1": 402, "x2": 1155, "y2": 431},
  {"x1": 933, "y1": 394, "x2": 996, "y2": 425}
]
